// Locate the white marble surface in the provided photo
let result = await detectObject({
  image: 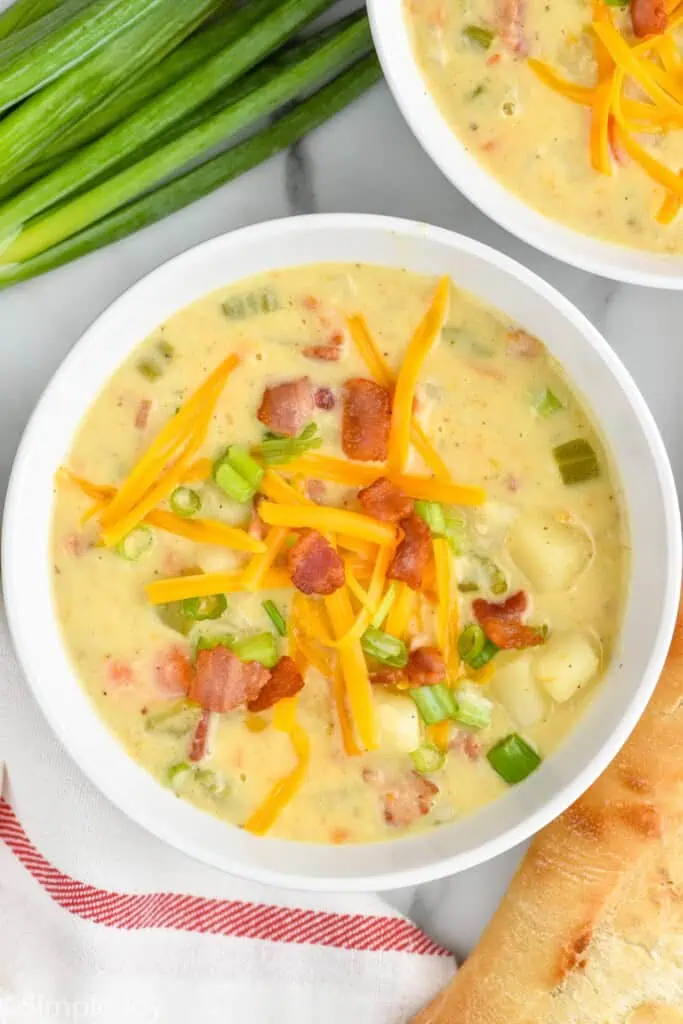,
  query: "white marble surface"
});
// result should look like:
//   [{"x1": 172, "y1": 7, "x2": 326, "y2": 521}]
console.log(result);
[{"x1": 1, "y1": 71, "x2": 682, "y2": 959}]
